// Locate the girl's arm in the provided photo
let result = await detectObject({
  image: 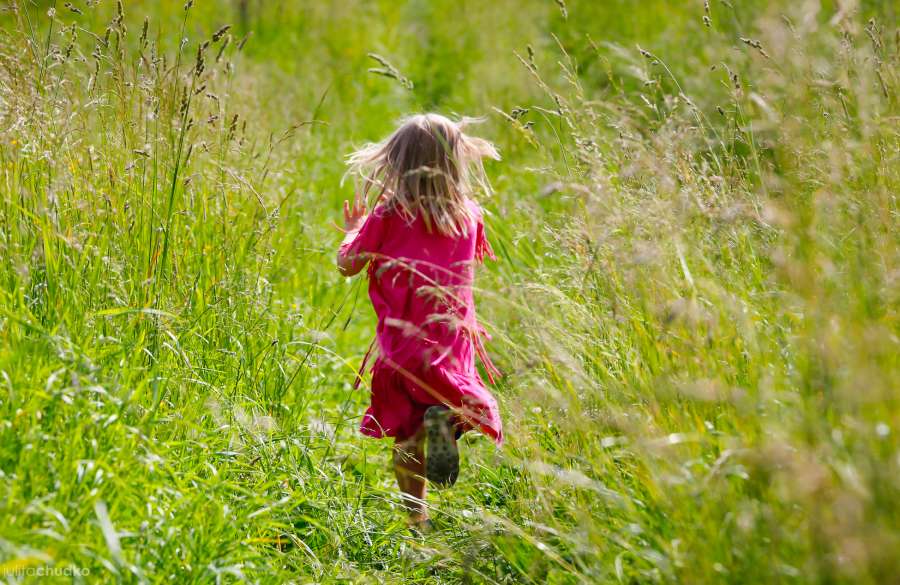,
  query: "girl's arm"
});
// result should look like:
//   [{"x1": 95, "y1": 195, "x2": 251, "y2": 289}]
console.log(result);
[
  {"x1": 337, "y1": 194, "x2": 369, "y2": 276},
  {"x1": 337, "y1": 230, "x2": 367, "y2": 276}
]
